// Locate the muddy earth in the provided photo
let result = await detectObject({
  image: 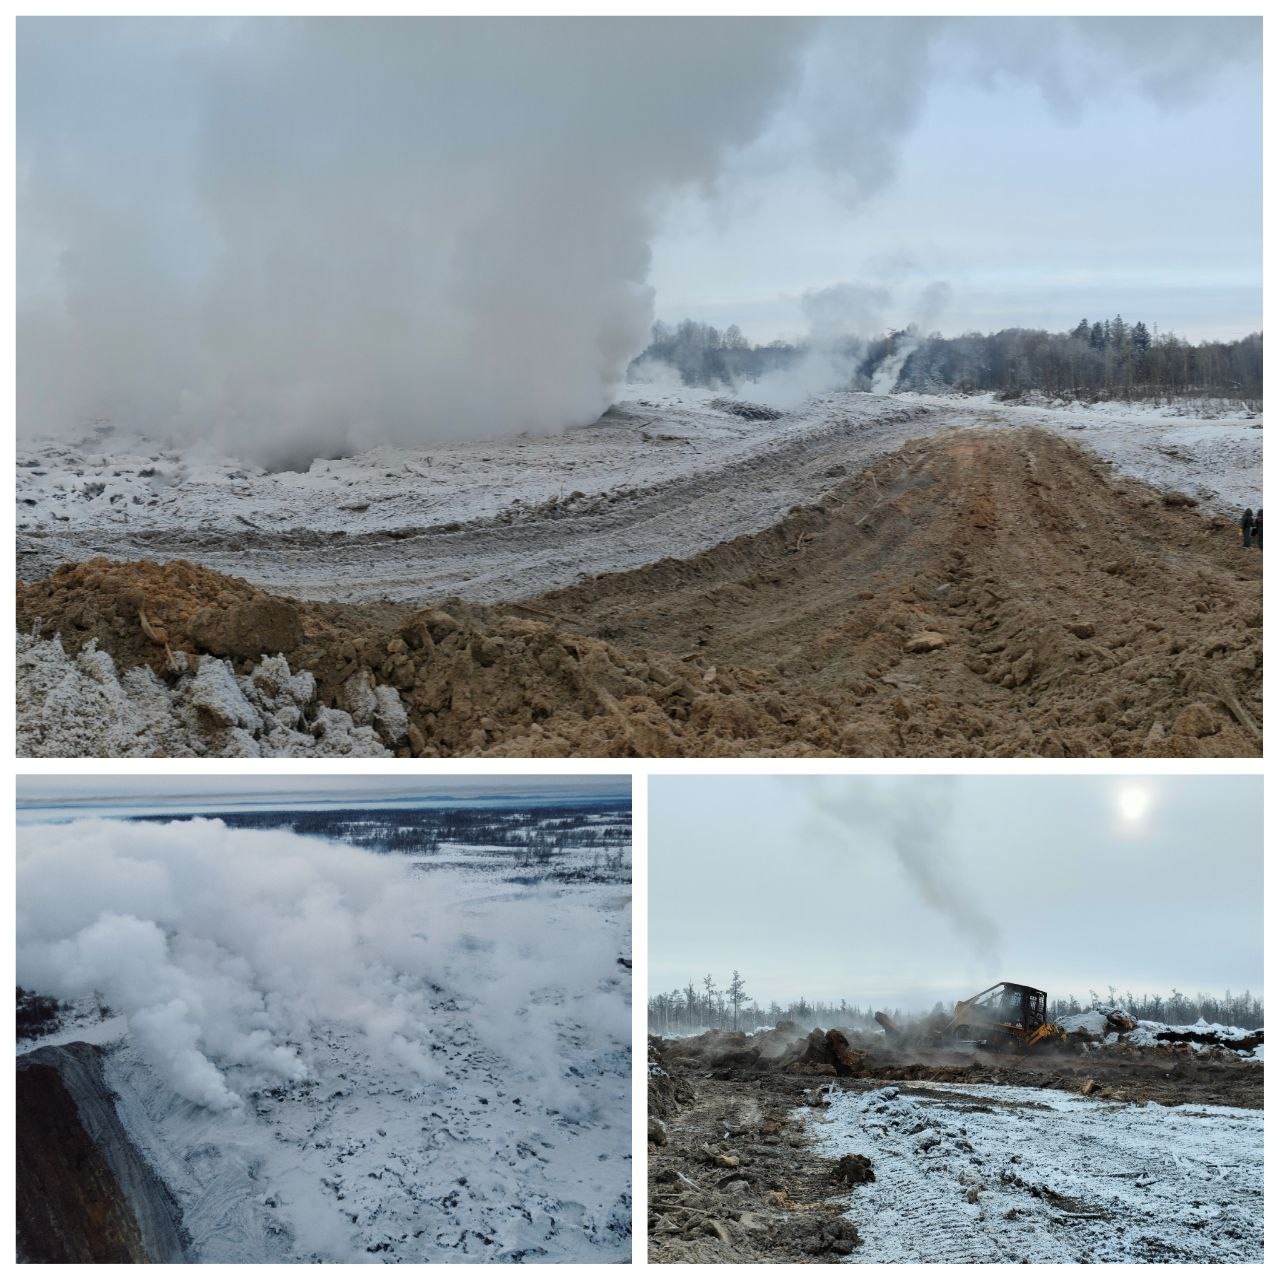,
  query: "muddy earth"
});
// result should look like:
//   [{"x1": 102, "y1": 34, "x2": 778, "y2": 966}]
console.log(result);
[
  {"x1": 18, "y1": 428, "x2": 1261, "y2": 757},
  {"x1": 648, "y1": 1029, "x2": 1263, "y2": 1263}
]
